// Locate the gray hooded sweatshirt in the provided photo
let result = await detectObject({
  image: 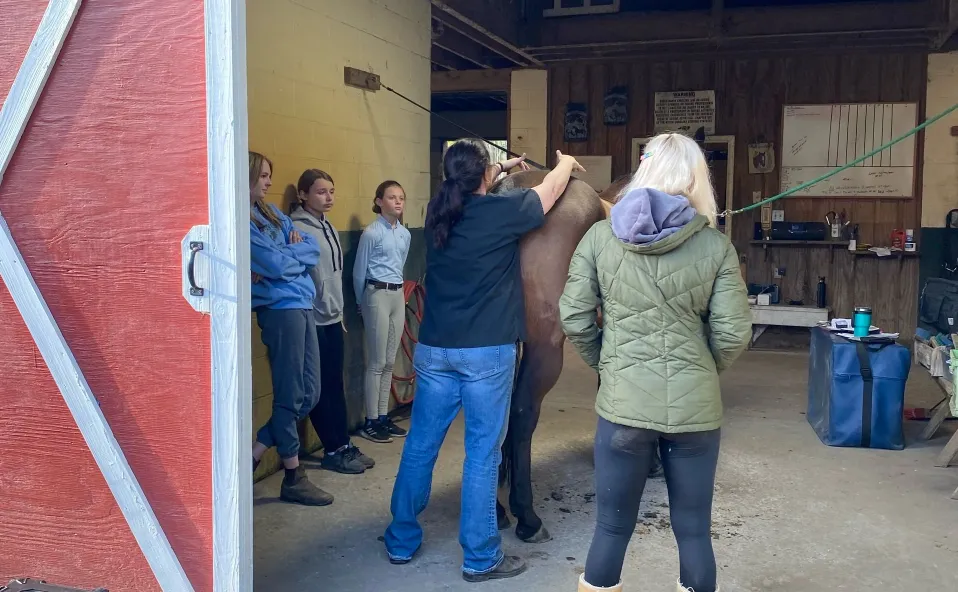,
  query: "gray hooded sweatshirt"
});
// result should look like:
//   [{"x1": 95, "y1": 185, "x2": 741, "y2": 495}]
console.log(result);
[{"x1": 290, "y1": 207, "x2": 345, "y2": 325}]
